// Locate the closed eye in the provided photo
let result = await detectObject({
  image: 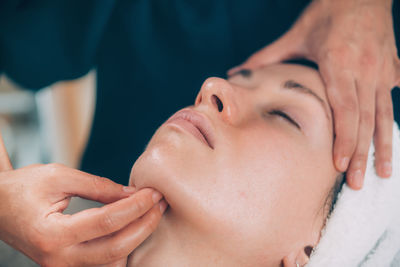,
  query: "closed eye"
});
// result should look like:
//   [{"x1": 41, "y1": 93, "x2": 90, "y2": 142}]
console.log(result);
[{"x1": 269, "y1": 110, "x2": 301, "y2": 129}]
